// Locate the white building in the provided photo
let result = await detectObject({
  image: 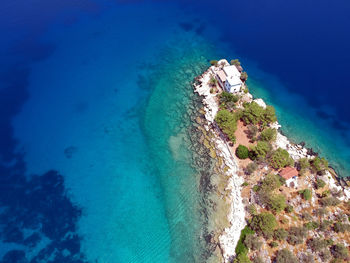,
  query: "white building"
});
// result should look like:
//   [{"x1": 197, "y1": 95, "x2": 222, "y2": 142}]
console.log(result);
[{"x1": 216, "y1": 65, "x2": 242, "y2": 93}]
